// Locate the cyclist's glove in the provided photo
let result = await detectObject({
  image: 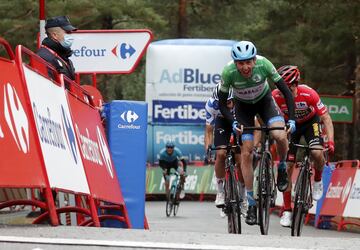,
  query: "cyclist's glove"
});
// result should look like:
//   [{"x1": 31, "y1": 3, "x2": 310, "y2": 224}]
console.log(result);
[
  {"x1": 204, "y1": 146, "x2": 212, "y2": 164},
  {"x1": 232, "y1": 121, "x2": 239, "y2": 134},
  {"x1": 287, "y1": 119, "x2": 296, "y2": 134},
  {"x1": 326, "y1": 141, "x2": 335, "y2": 155}
]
